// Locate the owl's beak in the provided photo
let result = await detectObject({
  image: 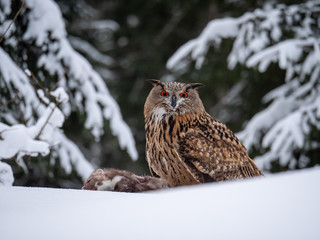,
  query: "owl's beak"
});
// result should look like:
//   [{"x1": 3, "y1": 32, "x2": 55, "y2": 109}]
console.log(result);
[{"x1": 171, "y1": 95, "x2": 177, "y2": 108}]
